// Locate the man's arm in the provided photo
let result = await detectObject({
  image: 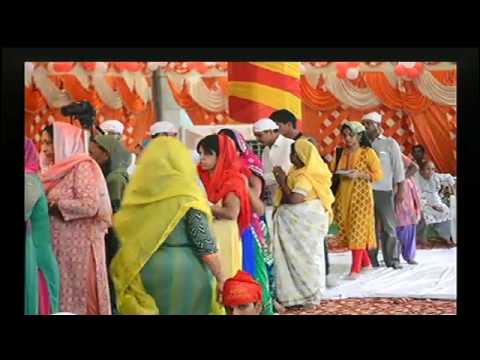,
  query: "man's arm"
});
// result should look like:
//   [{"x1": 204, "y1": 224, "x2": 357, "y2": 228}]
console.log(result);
[
  {"x1": 391, "y1": 139, "x2": 406, "y2": 185},
  {"x1": 390, "y1": 139, "x2": 406, "y2": 205}
]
